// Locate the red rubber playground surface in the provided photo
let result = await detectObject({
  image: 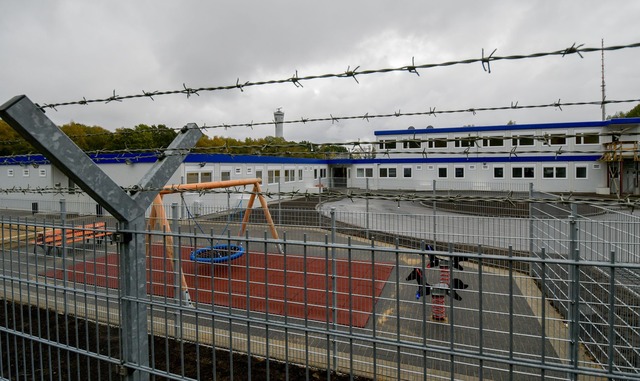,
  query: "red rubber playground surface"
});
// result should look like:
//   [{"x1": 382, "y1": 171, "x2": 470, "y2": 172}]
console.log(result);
[{"x1": 46, "y1": 245, "x2": 394, "y2": 328}]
